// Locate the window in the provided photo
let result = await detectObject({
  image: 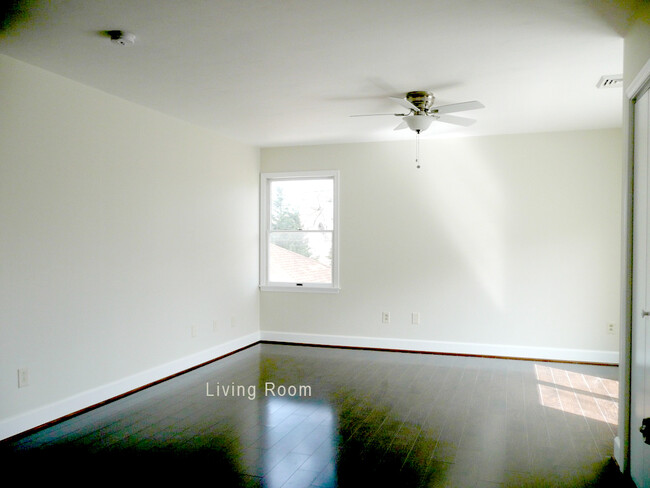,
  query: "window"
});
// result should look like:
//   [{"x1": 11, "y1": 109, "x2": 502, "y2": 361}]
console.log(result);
[{"x1": 260, "y1": 171, "x2": 339, "y2": 292}]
